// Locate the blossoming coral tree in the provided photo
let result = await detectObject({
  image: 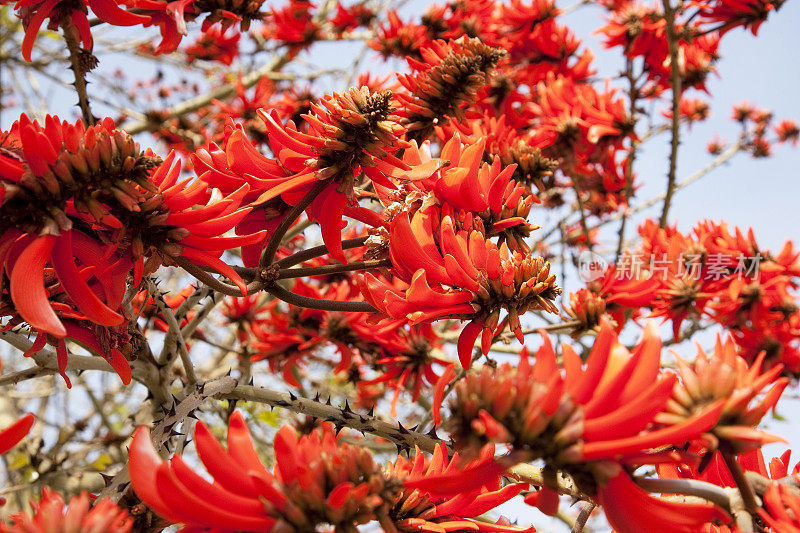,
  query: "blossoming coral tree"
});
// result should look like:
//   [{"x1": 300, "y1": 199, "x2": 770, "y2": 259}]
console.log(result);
[{"x1": 0, "y1": 0, "x2": 798, "y2": 530}]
